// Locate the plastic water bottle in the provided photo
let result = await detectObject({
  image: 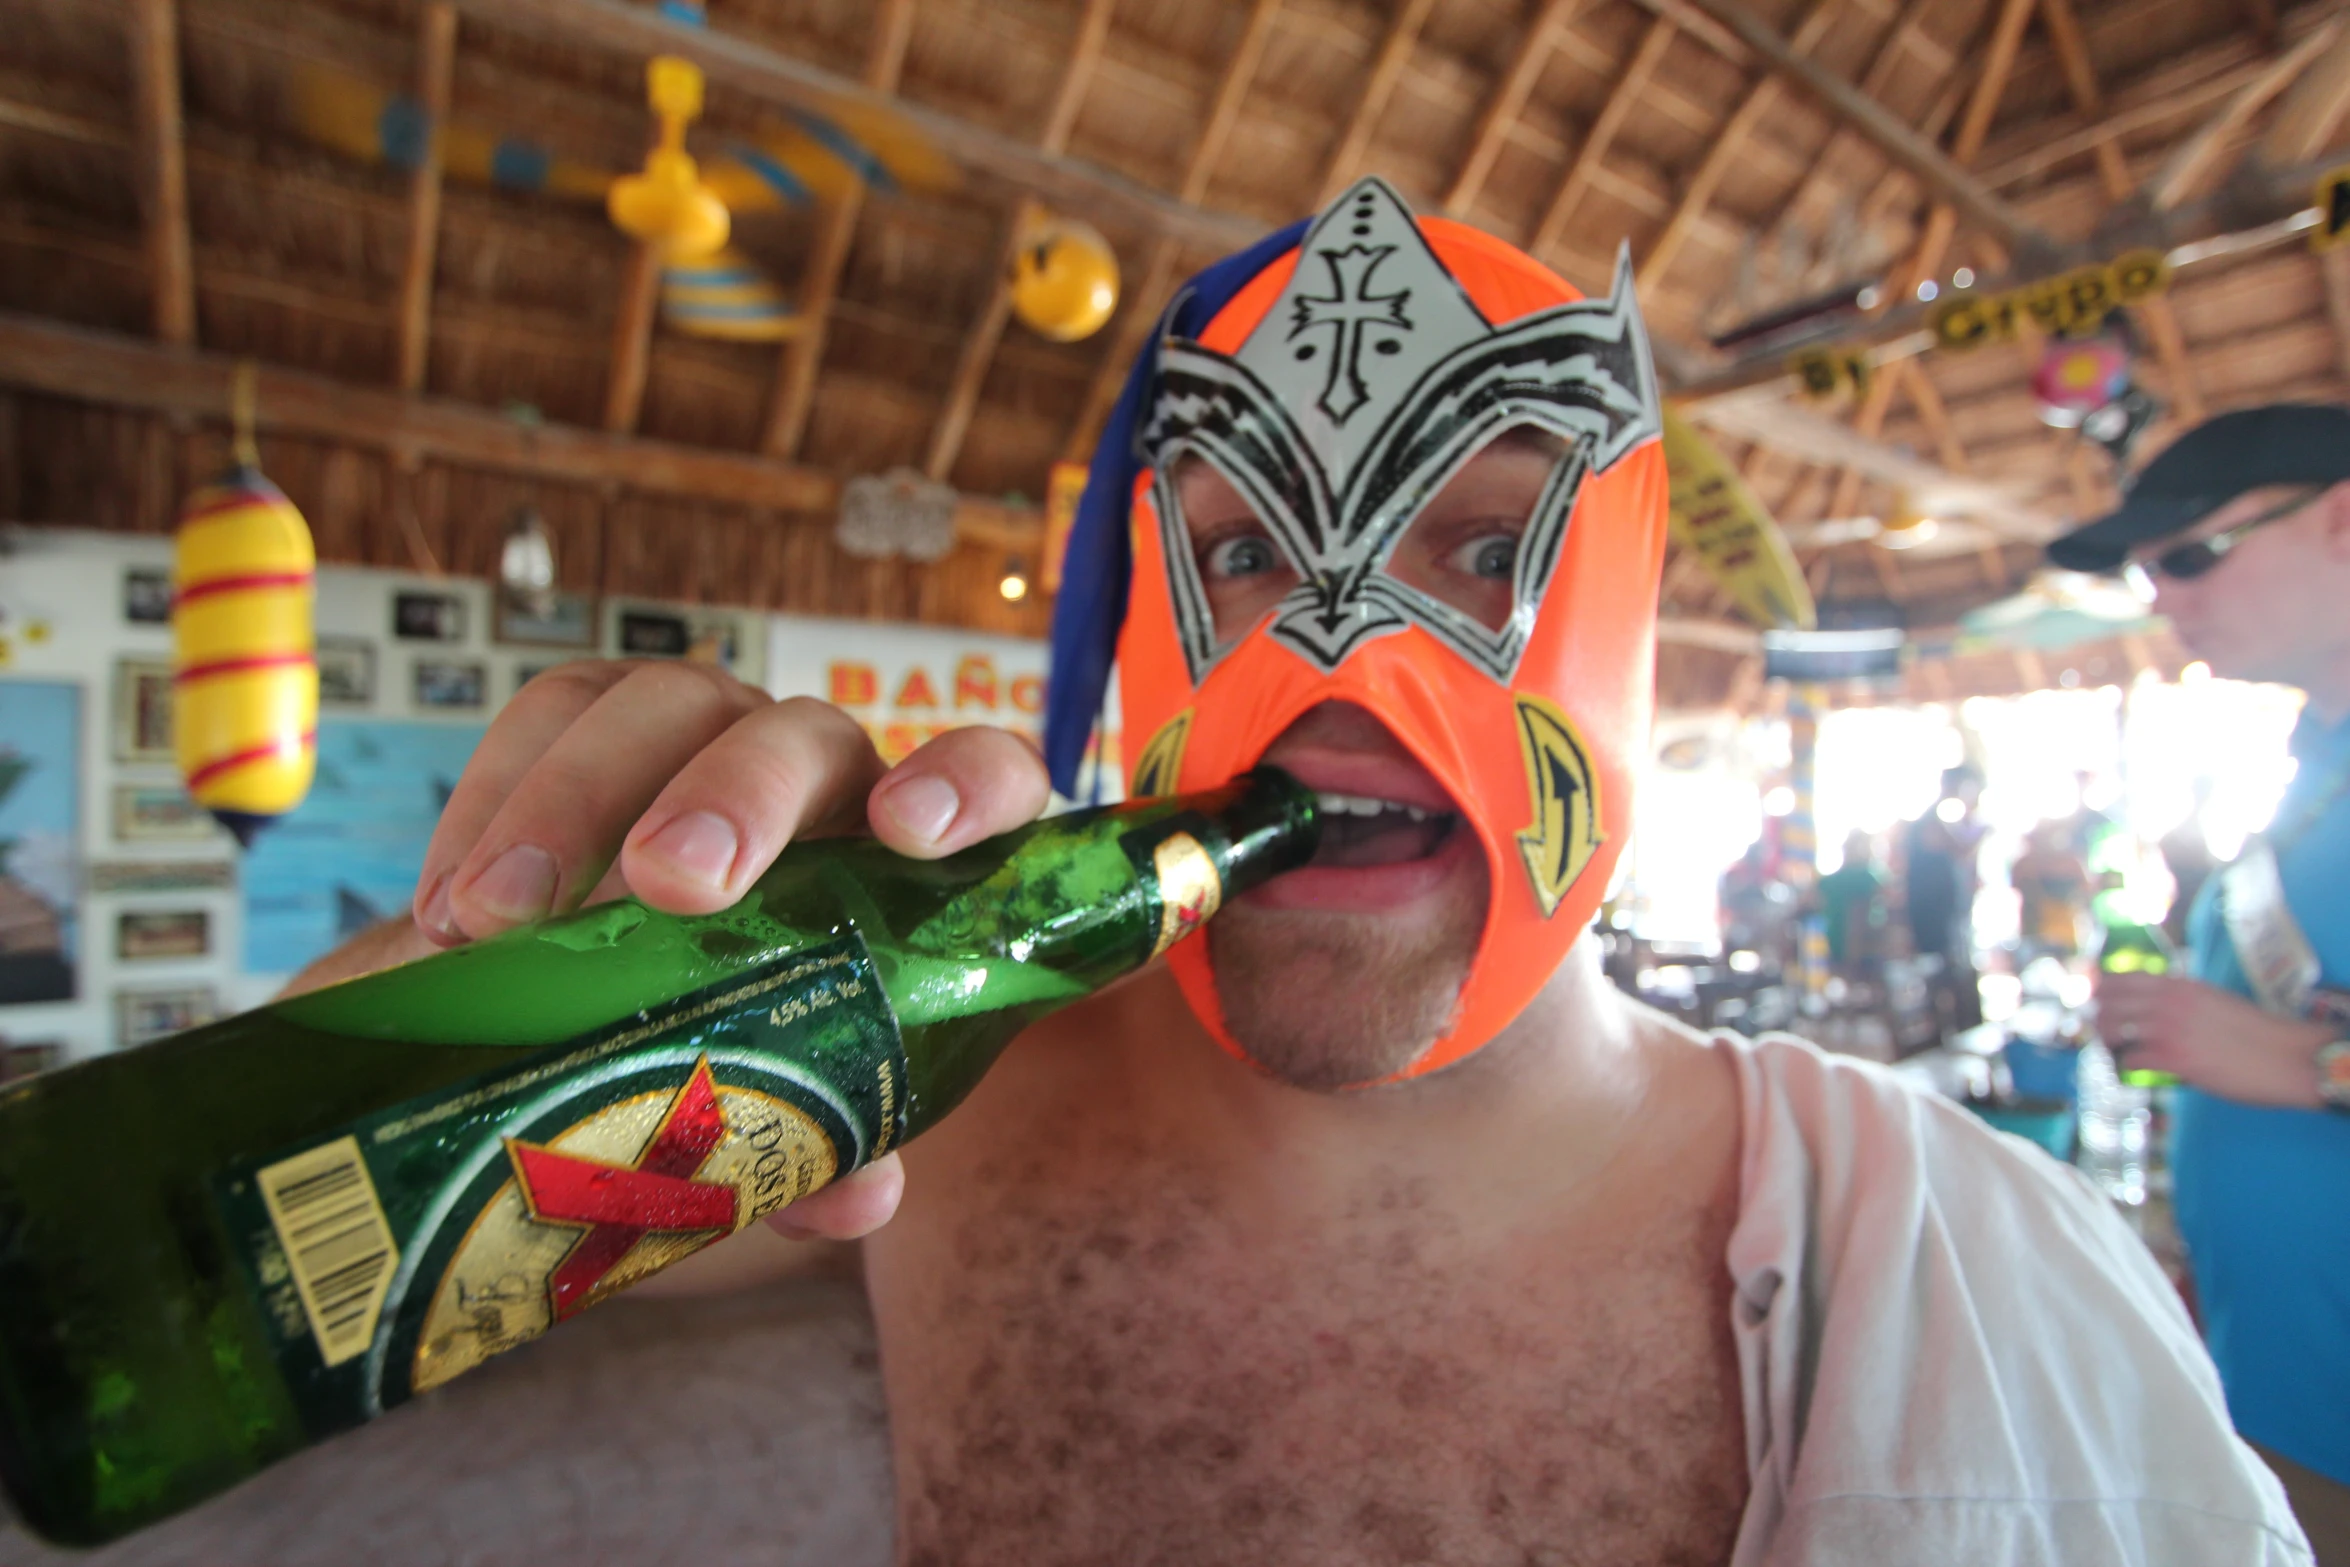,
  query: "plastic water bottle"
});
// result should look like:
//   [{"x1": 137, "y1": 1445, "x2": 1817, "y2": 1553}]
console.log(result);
[{"x1": 2074, "y1": 1038, "x2": 2151, "y2": 1210}]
